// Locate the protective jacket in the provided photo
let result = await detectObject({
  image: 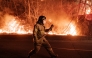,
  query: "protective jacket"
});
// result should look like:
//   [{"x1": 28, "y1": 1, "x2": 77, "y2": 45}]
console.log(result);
[
  {"x1": 28, "y1": 23, "x2": 57, "y2": 58},
  {"x1": 33, "y1": 23, "x2": 50, "y2": 45}
]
